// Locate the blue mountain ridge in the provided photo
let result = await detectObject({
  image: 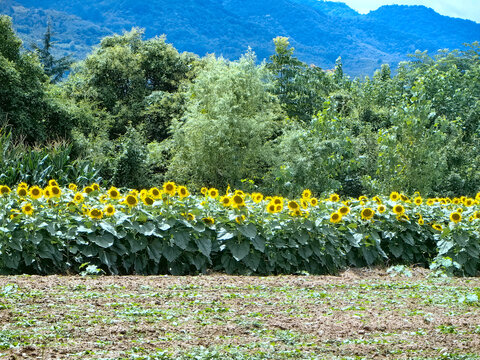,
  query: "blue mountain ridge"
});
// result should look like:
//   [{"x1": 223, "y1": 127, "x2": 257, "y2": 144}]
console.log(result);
[{"x1": 1, "y1": 0, "x2": 479, "y2": 76}]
